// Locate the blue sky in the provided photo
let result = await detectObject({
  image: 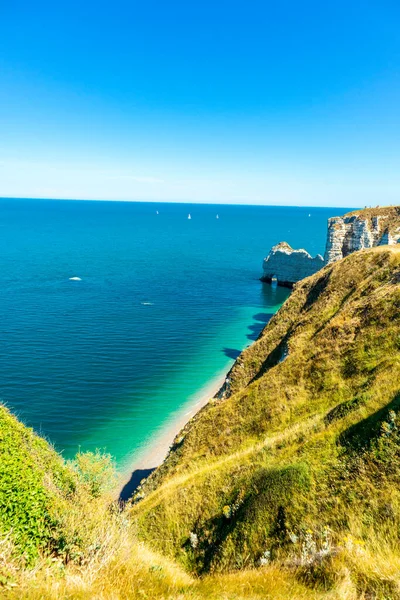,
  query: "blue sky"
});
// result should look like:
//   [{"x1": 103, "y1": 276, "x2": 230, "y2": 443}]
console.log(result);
[{"x1": 0, "y1": 0, "x2": 399, "y2": 205}]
